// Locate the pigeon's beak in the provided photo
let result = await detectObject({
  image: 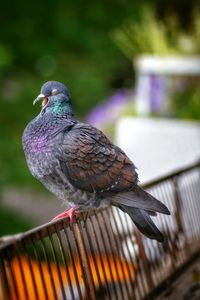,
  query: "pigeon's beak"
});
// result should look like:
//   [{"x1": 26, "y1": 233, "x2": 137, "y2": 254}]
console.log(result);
[{"x1": 33, "y1": 94, "x2": 45, "y2": 105}]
